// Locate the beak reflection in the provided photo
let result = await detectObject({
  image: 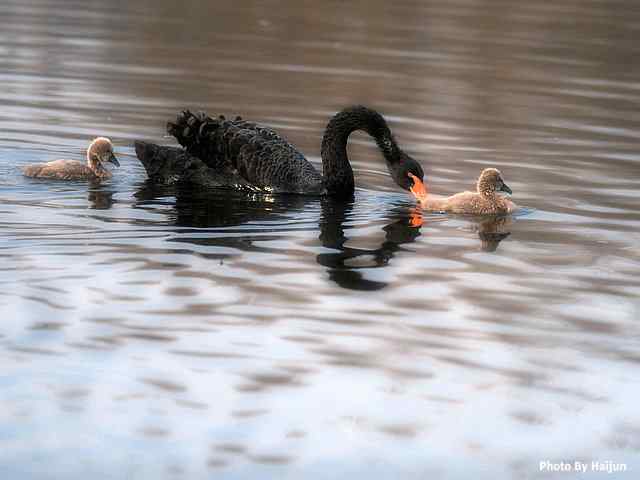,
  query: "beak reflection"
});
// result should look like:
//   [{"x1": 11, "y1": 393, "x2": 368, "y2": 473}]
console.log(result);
[{"x1": 408, "y1": 209, "x2": 423, "y2": 228}]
